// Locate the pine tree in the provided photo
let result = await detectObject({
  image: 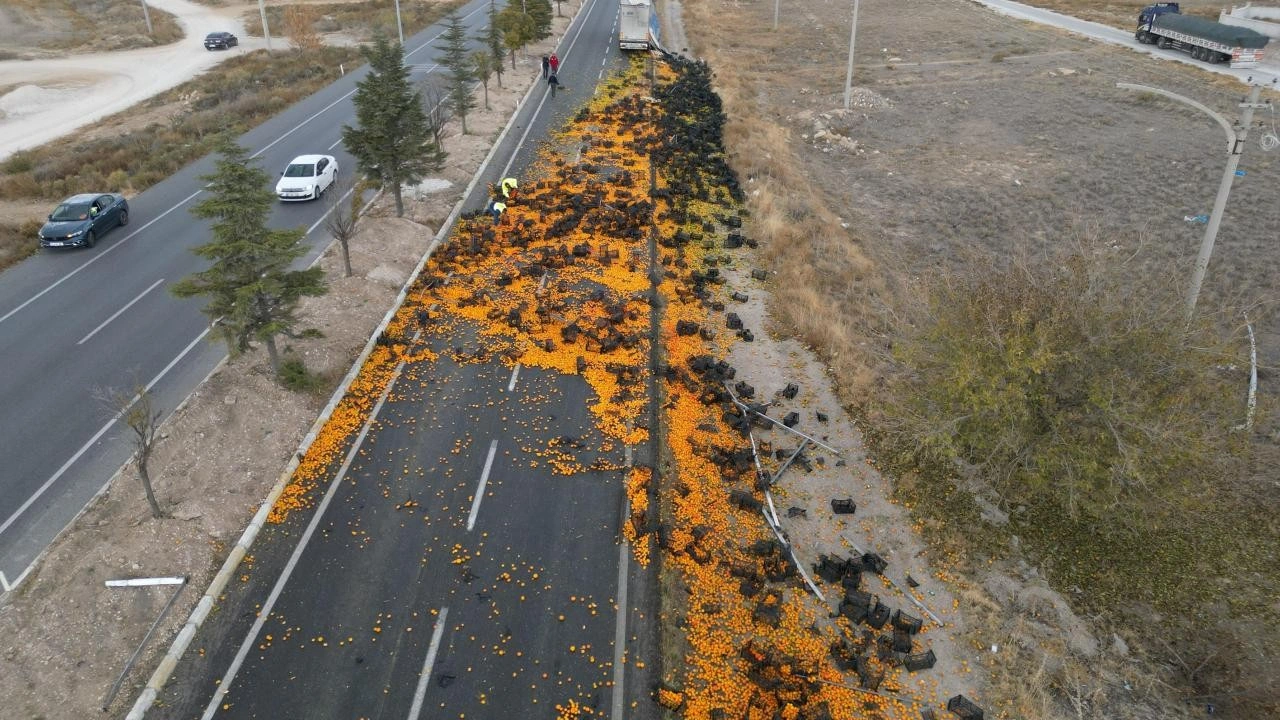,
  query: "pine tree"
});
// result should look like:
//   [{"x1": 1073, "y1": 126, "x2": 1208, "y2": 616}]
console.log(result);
[
  {"x1": 343, "y1": 32, "x2": 446, "y2": 216},
  {"x1": 172, "y1": 139, "x2": 327, "y2": 381},
  {"x1": 527, "y1": 0, "x2": 553, "y2": 40},
  {"x1": 485, "y1": 5, "x2": 505, "y2": 87},
  {"x1": 436, "y1": 13, "x2": 476, "y2": 135}
]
